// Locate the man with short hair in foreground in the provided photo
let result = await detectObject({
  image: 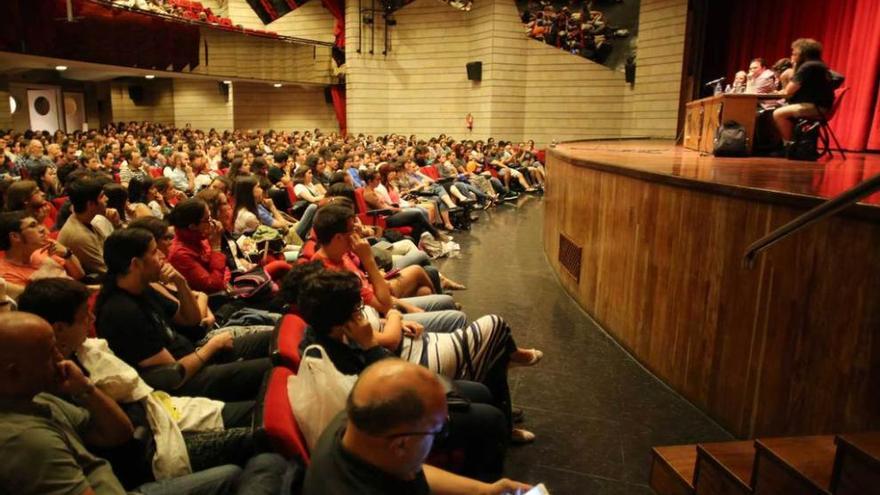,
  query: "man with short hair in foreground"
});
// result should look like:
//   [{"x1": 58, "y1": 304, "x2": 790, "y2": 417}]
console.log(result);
[{"x1": 304, "y1": 358, "x2": 532, "y2": 495}]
